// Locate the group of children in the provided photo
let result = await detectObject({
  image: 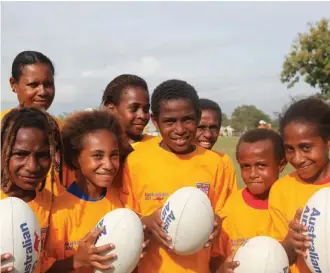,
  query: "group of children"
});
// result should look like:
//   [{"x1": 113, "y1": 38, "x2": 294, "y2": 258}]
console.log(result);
[{"x1": 1, "y1": 50, "x2": 329, "y2": 273}]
